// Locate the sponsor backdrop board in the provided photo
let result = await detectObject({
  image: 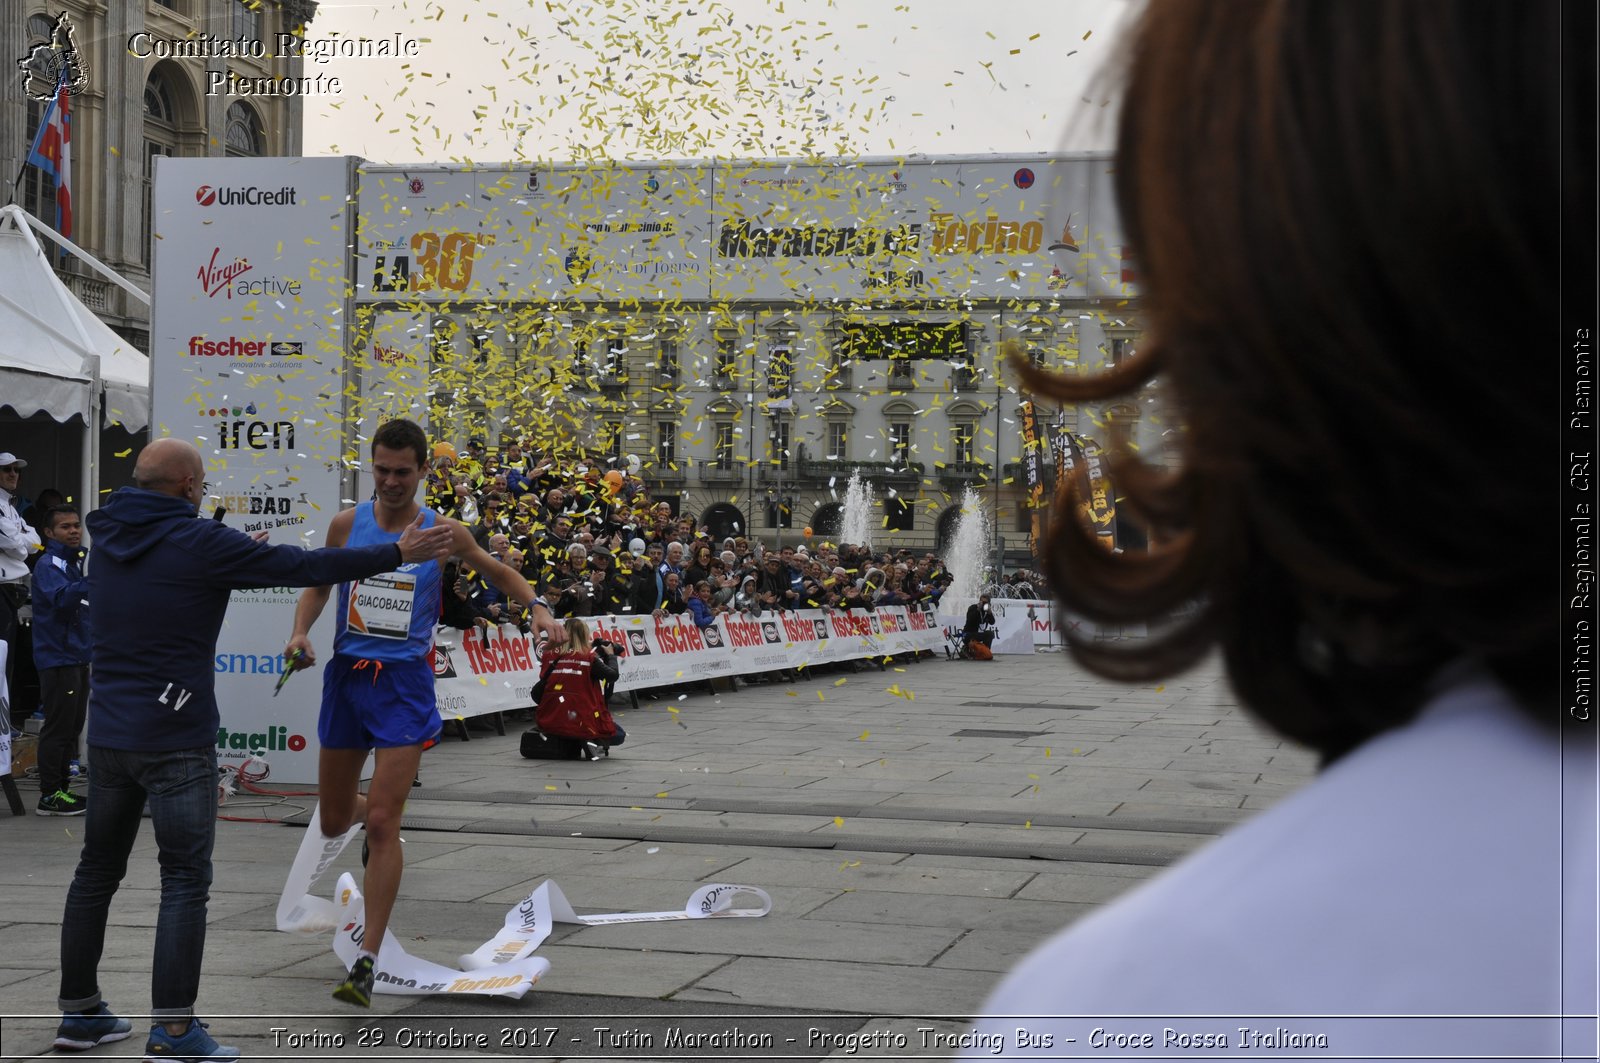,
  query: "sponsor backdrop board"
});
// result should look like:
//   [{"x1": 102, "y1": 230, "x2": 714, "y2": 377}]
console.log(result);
[
  {"x1": 353, "y1": 165, "x2": 714, "y2": 304},
  {"x1": 354, "y1": 310, "x2": 432, "y2": 504},
  {"x1": 150, "y1": 156, "x2": 356, "y2": 782},
  {"x1": 431, "y1": 604, "x2": 946, "y2": 722},
  {"x1": 350, "y1": 156, "x2": 1118, "y2": 305}
]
